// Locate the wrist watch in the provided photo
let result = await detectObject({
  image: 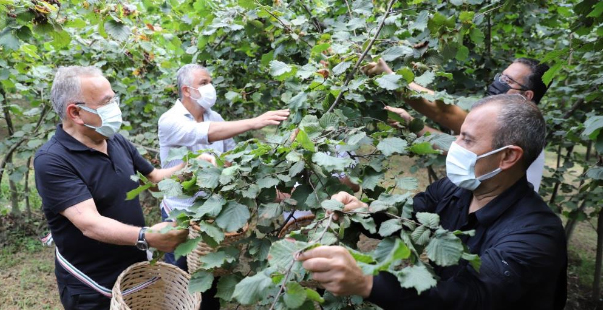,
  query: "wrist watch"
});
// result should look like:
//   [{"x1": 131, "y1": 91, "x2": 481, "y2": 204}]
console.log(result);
[{"x1": 136, "y1": 227, "x2": 149, "y2": 251}]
